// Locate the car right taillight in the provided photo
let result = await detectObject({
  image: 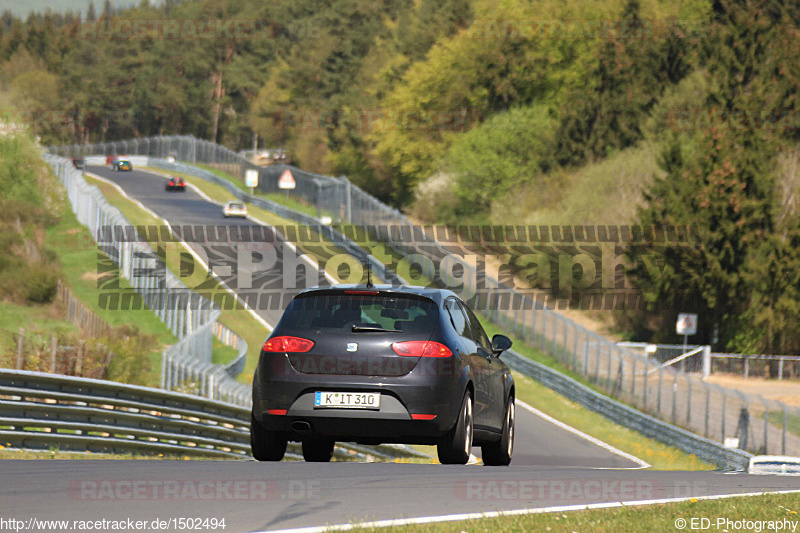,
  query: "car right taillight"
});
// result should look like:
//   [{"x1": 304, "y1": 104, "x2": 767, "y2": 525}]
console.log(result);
[
  {"x1": 263, "y1": 336, "x2": 314, "y2": 353},
  {"x1": 392, "y1": 341, "x2": 452, "y2": 358}
]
